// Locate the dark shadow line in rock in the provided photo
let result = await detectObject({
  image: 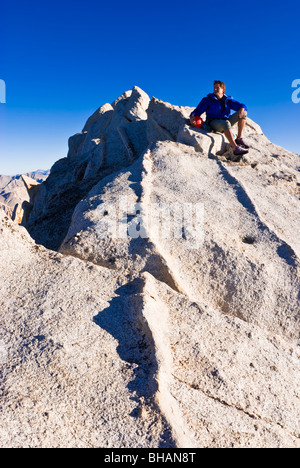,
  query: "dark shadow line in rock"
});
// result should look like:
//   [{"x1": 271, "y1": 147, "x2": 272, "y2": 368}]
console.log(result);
[
  {"x1": 215, "y1": 159, "x2": 259, "y2": 218},
  {"x1": 185, "y1": 123, "x2": 217, "y2": 159},
  {"x1": 215, "y1": 159, "x2": 299, "y2": 269},
  {"x1": 276, "y1": 243, "x2": 299, "y2": 268},
  {"x1": 93, "y1": 279, "x2": 176, "y2": 448},
  {"x1": 93, "y1": 281, "x2": 158, "y2": 400}
]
